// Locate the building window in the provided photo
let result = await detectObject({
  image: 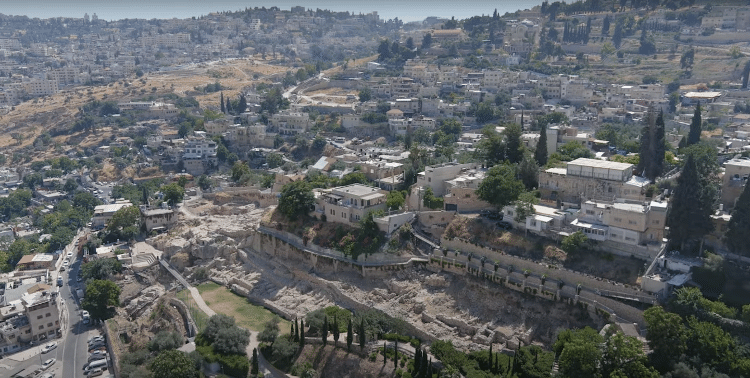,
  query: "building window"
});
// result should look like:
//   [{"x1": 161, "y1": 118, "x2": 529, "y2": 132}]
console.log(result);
[
  {"x1": 628, "y1": 220, "x2": 637, "y2": 225},
  {"x1": 614, "y1": 217, "x2": 622, "y2": 222},
  {"x1": 47, "y1": 323, "x2": 53, "y2": 327},
  {"x1": 39, "y1": 325, "x2": 44, "y2": 330},
  {"x1": 37, "y1": 315, "x2": 43, "y2": 320},
  {"x1": 586, "y1": 210, "x2": 594, "y2": 215},
  {"x1": 652, "y1": 220, "x2": 660, "y2": 225},
  {"x1": 46, "y1": 313, "x2": 51, "y2": 317}
]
